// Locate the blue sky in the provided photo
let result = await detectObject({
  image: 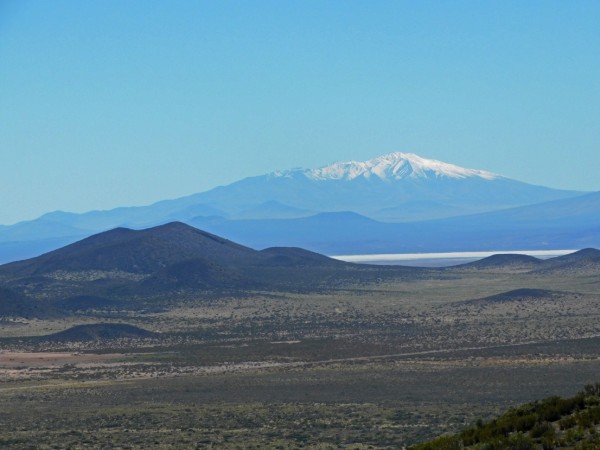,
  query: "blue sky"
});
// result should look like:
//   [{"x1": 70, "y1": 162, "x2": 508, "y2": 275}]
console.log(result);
[{"x1": 1, "y1": 0, "x2": 599, "y2": 224}]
